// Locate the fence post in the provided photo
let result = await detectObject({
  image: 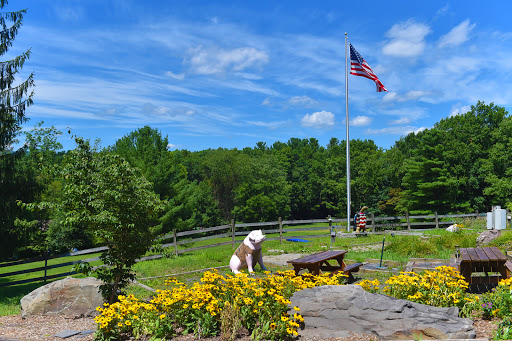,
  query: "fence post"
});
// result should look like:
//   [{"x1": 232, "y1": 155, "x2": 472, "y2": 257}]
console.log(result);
[
  {"x1": 231, "y1": 219, "x2": 236, "y2": 249},
  {"x1": 173, "y1": 229, "x2": 178, "y2": 256},
  {"x1": 406, "y1": 211, "x2": 411, "y2": 230},
  {"x1": 435, "y1": 211, "x2": 439, "y2": 229},
  {"x1": 328, "y1": 215, "x2": 335, "y2": 247},
  {"x1": 279, "y1": 217, "x2": 283, "y2": 245},
  {"x1": 371, "y1": 212, "x2": 375, "y2": 233},
  {"x1": 44, "y1": 249, "x2": 48, "y2": 283}
]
